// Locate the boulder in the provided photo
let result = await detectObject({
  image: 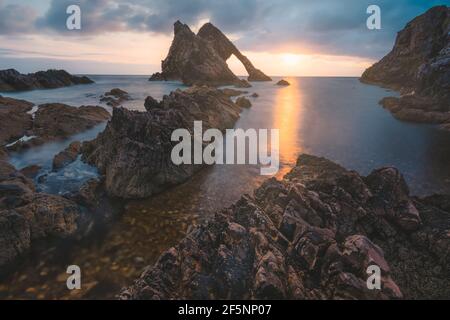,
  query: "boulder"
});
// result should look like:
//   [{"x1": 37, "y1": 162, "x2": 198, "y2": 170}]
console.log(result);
[
  {"x1": 121, "y1": 154, "x2": 450, "y2": 300},
  {"x1": 144, "y1": 96, "x2": 161, "y2": 111},
  {"x1": 236, "y1": 96, "x2": 252, "y2": 108},
  {"x1": 276, "y1": 79, "x2": 290, "y2": 86},
  {"x1": 0, "y1": 69, "x2": 93, "y2": 92}
]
